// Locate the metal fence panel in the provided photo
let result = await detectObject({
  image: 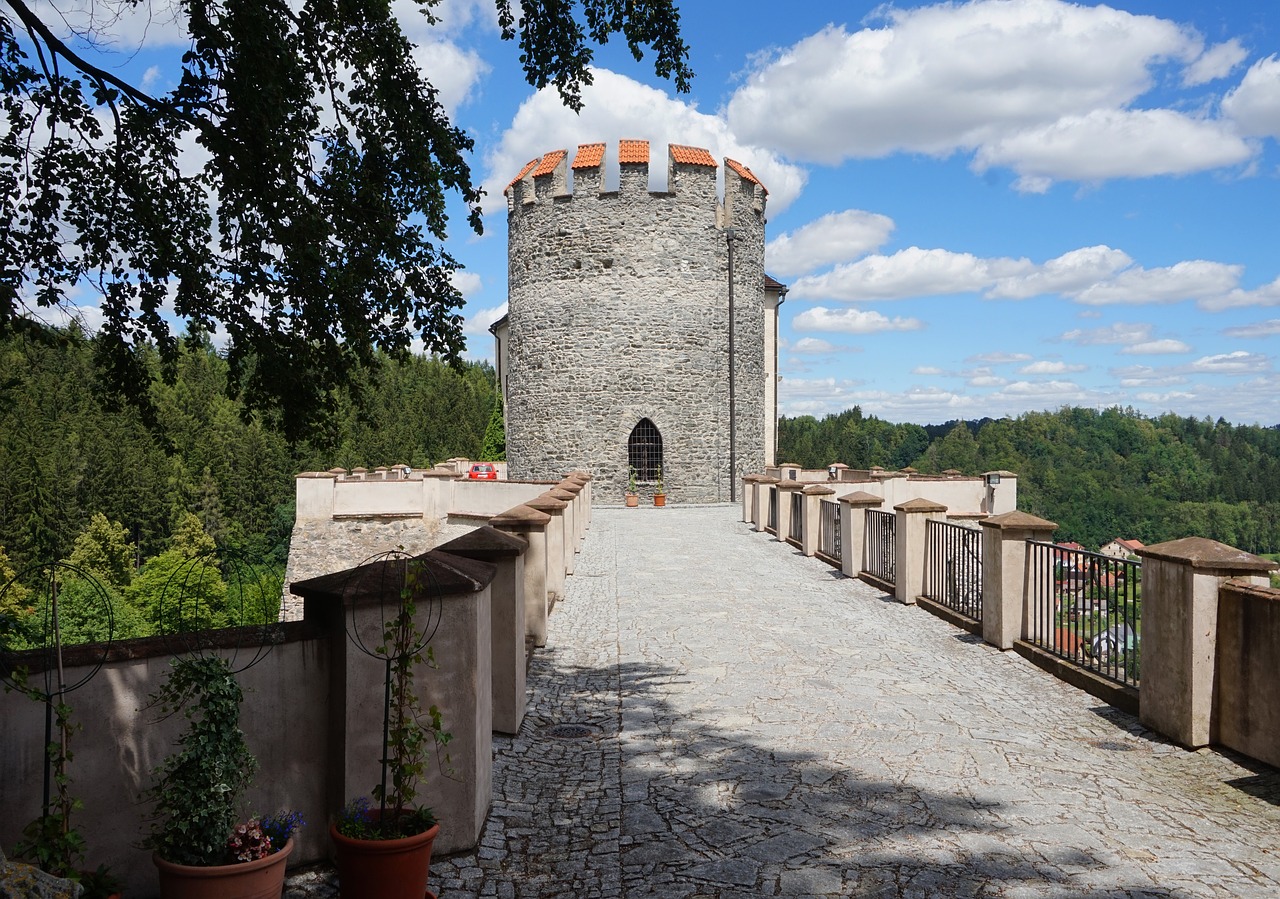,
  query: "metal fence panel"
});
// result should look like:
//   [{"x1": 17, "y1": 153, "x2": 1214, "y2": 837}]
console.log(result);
[
  {"x1": 864, "y1": 509, "x2": 896, "y2": 586},
  {"x1": 818, "y1": 500, "x2": 841, "y2": 563},
  {"x1": 924, "y1": 520, "x2": 983, "y2": 621}
]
